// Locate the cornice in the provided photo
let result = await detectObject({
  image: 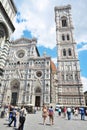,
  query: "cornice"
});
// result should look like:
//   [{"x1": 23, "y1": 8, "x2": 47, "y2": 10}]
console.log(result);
[
  {"x1": 10, "y1": 0, "x2": 17, "y2": 13},
  {"x1": 12, "y1": 37, "x2": 37, "y2": 44},
  {"x1": 54, "y1": 4, "x2": 71, "y2": 11}
]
